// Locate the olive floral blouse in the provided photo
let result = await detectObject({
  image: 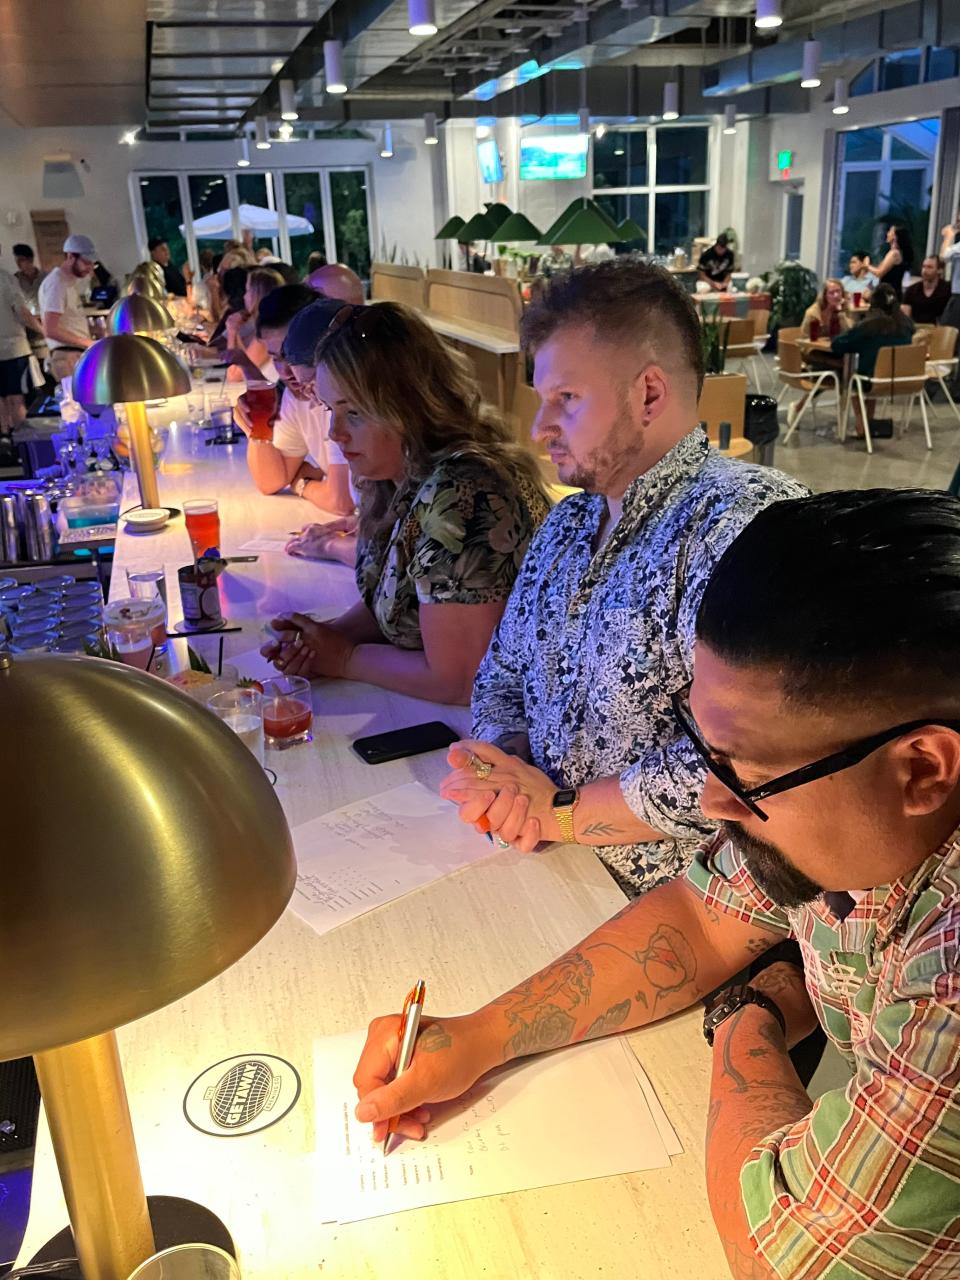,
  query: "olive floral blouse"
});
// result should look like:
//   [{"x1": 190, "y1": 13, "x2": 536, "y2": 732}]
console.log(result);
[{"x1": 356, "y1": 453, "x2": 549, "y2": 650}]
